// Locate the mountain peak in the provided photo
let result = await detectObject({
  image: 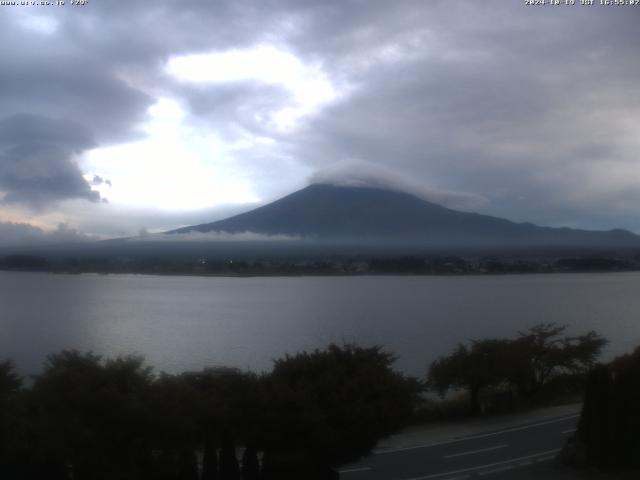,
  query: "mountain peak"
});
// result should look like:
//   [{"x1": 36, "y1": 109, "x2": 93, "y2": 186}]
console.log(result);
[{"x1": 168, "y1": 184, "x2": 640, "y2": 249}]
